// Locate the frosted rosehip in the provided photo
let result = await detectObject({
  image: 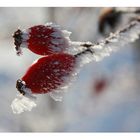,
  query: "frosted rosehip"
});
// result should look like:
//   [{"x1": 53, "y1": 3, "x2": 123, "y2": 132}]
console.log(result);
[
  {"x1": 11, "y1": 53, "x2": 76, "y2": 114},
  {"x1": 13, "y1": 23, "x2": 71, "y2": 56},
  {"x1": 17, "y1": 53, "x2": 76, "y2": 94}
]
